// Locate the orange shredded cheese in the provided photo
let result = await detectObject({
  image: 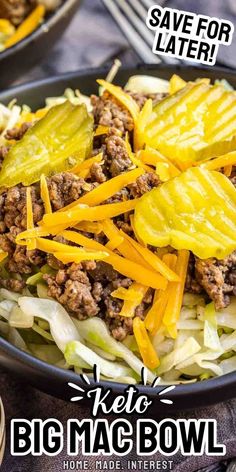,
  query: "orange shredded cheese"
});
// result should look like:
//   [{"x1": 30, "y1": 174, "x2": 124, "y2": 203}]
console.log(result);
[
  {"x1": 15, "y1": 223, "x2": 69, "y2": 244},
  {"x1": 42, "y1": 199, "x2": 138, "y2": 228},
  {"x1": 26, "y1": 187, "x2": 34, "y2": 230},
  {"x1": 134, "y1": 99, "x2": 152, "y2": 151},
  {"x1": 0, "y1": 251, "x2": 8, "y2": 263},
  {"x1": 120, "y1": 230, "x2": 180, "y2": 282},
  {"x1": 145, "y1": 254, "x2": 177, "y2": 336},
  {"x1": 5, "y1": 5, "x2": 46, "y2": 48},
  {"x1": 129, "y1": 214, "x2": 146, "y2": 246},
  {"x1": 94, "y1": 125, "x2": 109, "y2": 136},
  {"x1": 133, "y1": 317, "x2": 160, "y2": 369},
  {"x1": 111, "y1": 286, "x2": 140, "y2": 301},
  {"x1": 102, "y1": 219, "x2": 150, "y2": 269},
  {"x1": 224, "y1": 165, "x2": 233, "y2": 177},
  {"x1": 76, "y1": 168, "x2": 144, "y2": 207},
  {"x1": 119, "y1": 282, "x2": 149, "y2": 317},
  {"x1": 70, "y1": 153, "x2": 103, "y2": 176},
  {"x1": 49, "y1": 250, "x2": 109, "y2": 264},
  {"x1": 74, "y1": 221, "x2": 103, "y2": 234},
  {"x1": 125, "y1": 135, "x2": 154, "y2": 173},
  {"x1": 40, "y1": 174, "x2": 52, "y2": 214},
  {"x1": 60, "y1": 230, "x2": 167, "y2": 290},
  {"x1": 34, "y1": 237, "x2": 108, "y2": 262},
  {"x1": 163, "y1": 250, "x2": 190, "y2": 339},
  {"x1": 105, "y1": 235, "x2": 124, "y2": 251},
  {"x1": 97, "y1": 80, "x2": 140, "y2": 122},
  {"x1": 139, "y1": 148, "x2": 180, "y2": 177},
  {"x1": 200, "y1": 151, "x2": 236, "y2": 170},
  {"x1": 107, "y1": 252, "x2": 167, "y2": 290}
]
